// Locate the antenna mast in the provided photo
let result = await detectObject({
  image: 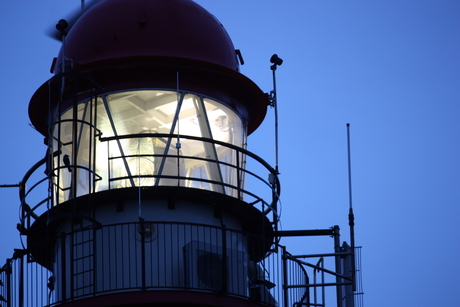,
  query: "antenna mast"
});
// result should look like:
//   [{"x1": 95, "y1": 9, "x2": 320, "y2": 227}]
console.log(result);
[
  {"x1": 269, "y1": 54, "x2": 283, "y2": 174},
  {"x1": 347, "y1": 123, "x2": 357, "y2": 291}
]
